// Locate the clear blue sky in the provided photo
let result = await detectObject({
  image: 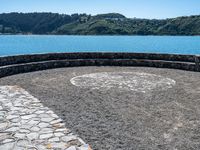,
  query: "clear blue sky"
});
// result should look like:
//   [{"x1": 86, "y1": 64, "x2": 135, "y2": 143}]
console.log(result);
[{"x1": 1, "y1": 0, "x2": 200, "y2": 19}]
